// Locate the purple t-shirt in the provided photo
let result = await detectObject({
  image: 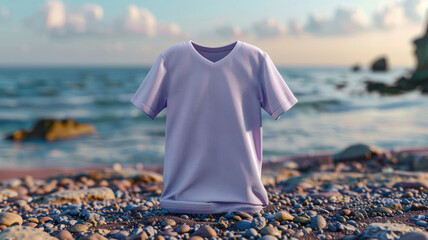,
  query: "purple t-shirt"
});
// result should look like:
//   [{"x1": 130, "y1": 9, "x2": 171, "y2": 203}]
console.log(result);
[{"x1": 131, "y1": 40, "x2": 298, "y2": 214}]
